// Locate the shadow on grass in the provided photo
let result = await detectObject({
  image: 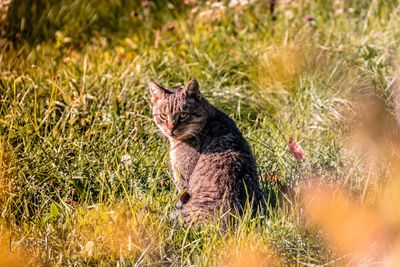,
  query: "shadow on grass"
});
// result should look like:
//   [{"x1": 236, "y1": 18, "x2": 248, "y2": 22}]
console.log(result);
[{"x1": 5, "y1": 0, "x2": 191, "y2": 47}]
